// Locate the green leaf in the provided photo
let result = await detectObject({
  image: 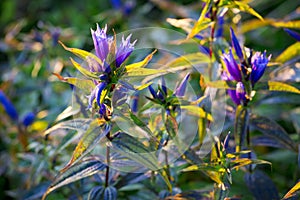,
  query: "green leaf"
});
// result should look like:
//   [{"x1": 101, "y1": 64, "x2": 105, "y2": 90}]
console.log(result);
[
  {"x1": 42, "y1": 157, "x2": 106, "y2": 200},
  {"x1": 59, "y1": 41, "x2": 103, "y2": 66},
  {"x1": 167, "y1": 53, "x2": 210, "y2": 68},
  {"x1": 275, "y1": 42, "x2": 300, "y2": 63},
  {"x1": 166, "y1": 18, "x2": 194, "y2": 34},
  {"x1": 230, "y1": 158, "x2": 271, "y2": 170},
  {"x1": 187, "y1": 0, "x2": 212, "y2": 38},
  {"x1": 70, "y1": 58, "x2": 99, "y2": 79},
  {"x1": 126, "y1": 50, "x2": 157, "y2": 71},
  {"x1": 125, "y1": 68, "x2": 167, "y2": 77},
  {"x1": 61, "y1": 119, "x2": 110, "y2": 172},
  {"x1": 165, "y1": 115, "x2": 178, "y2": 138},
  {"x1": 134, "y1": 82, "x2": 153, "y2": 91},
  {"x1": 88, "y1": 186, "x2": 104, "y2": 200},
  {"x1": 283, "y1": 181, "x2": 300, "y2": 199},
  {"x1": 242, "y1": 19, "x2": 300, "y2": 33},
  {"x1": 181, "y1": 105, "x2": 213, "y2": 121},
  {"x1": 250, "y1": 115, "x2": 297, "y2": 151},
  {"x1": 104, "y1": 186, "x2": 117, "y2": 200},
  {"x1": 234, "y1": 105, "x2": 249, "y2": 152},
  {"x1": 43, "y1": 118, "x2": 92, "y2": 137}
]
